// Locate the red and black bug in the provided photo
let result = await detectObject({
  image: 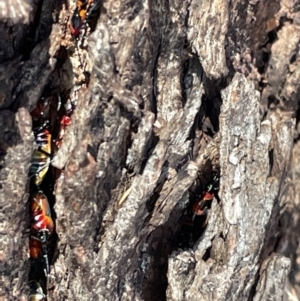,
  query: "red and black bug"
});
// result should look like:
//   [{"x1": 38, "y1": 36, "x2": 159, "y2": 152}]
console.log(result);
[
  {"x1": 177, "y1": 174, "x2": 220, "y2": 248},
  {"x1": 191, "y1": 175, "x2": 219, "y2": 220},
  {"x1": 192, "y1": 187, "x2": 215, "y2": 218},
  {"x1": 69, "y1": 0, "x2": 101, "y2": 37},
  {"x1": 30, "y1": 191, "x2": 54, "y2": 275},
  {"x1": 29, "y1": 124, "x2": 52, "y2": 186},
  {"x1": 69, "y1": 0, "x2": 94, "y2": 36},
  {"x1": 30, "y1": 191, "x2": 54, "y2": 235}
]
